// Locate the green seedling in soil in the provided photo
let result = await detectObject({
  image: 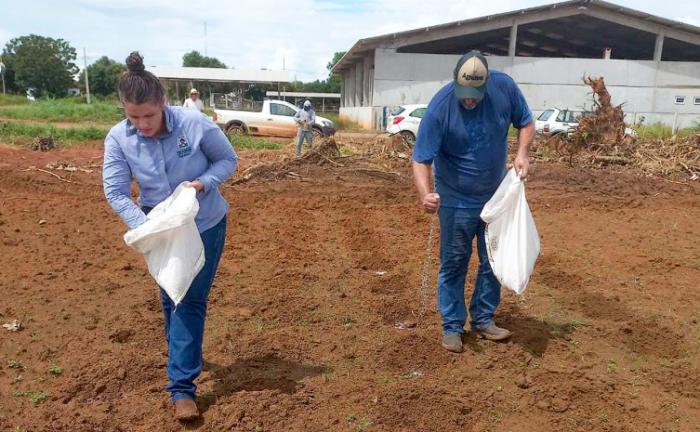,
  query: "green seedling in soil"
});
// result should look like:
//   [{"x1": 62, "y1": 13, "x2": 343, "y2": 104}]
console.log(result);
[
  {"x1": 49, "y1": 365, "x2": 62, "y2": 375},
  {"x1": 35, "y1": 376, "x2": 46, "y2": 383},
  {"x1": 346, "y1": 414, "x2": 358, "y2": 423},
  {"x1": 607, "y1": 359, "x2": 618, "y2": 373},
  {"x1": 12, "y1": 390, "x2": 49, "y2": 405},
  {"x1": 30, "y1": 391, "x2": 49, "y2": 405},
  {"x1": 9, "y1": 360, "x2": 23, "y2": 369},
  {"x1": 252, "y1": 426, "x2": 263, "y2": 432},
  {"x1": 342, "y1": 317, "x2": 354, "y2": 330},
  {"x1": 355, "y1": 419, "x2": 372, "y2": 431}
]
